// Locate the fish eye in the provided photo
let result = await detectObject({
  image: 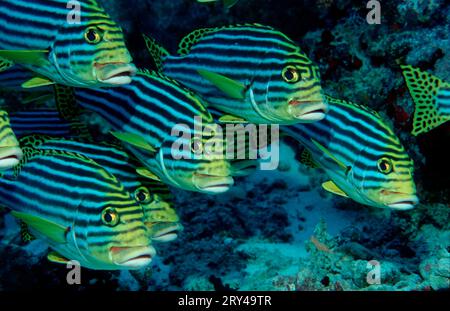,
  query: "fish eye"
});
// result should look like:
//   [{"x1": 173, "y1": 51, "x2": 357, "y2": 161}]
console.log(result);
[
  {"x1": 134, "y1": 186, "x2": 153, "y2": 204},
  {"x1": 101, "y1": 207, "x2": 120, "y2": 227},
  {"x1": 84, "y1": 27, "x2": 103, "y2": 44},
  {"x1": 191, "y1": 137, "x2": 203, "y2": 154},
  {"x1": 377, "y1": 157, "x2": 394, "y2": 174},
  {"x1": 282, "y1": 66, "x2": 300, "y2": 83}
]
